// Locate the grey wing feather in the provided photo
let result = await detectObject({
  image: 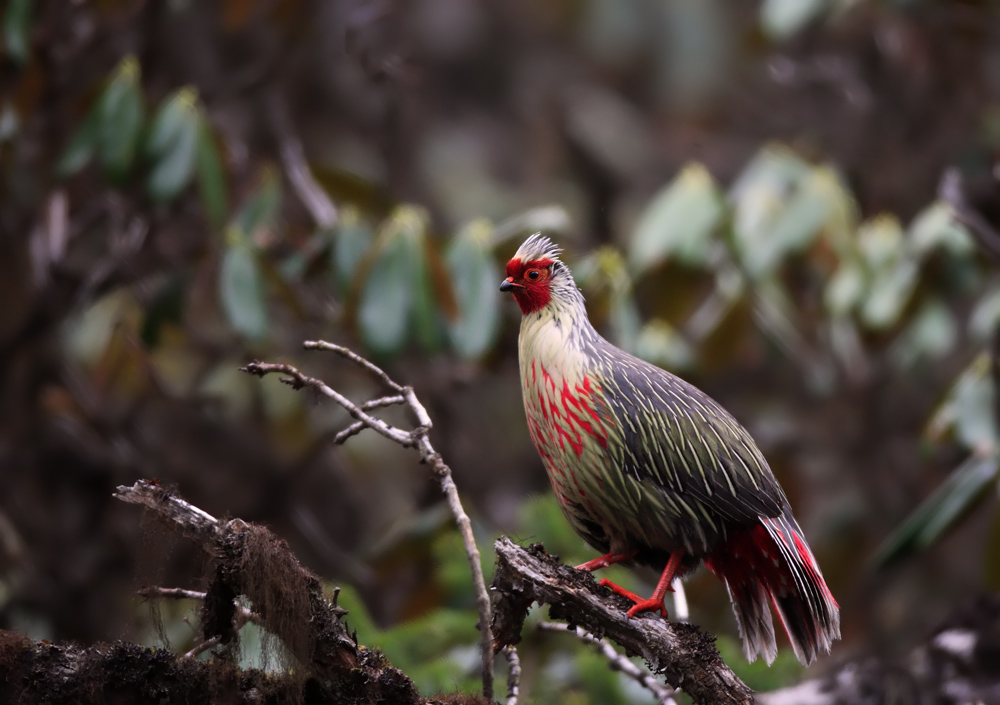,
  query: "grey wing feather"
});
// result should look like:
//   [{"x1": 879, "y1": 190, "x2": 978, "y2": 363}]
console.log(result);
[{"x1": 596, "y1": 348, "x2": 786, "y2": 530}]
